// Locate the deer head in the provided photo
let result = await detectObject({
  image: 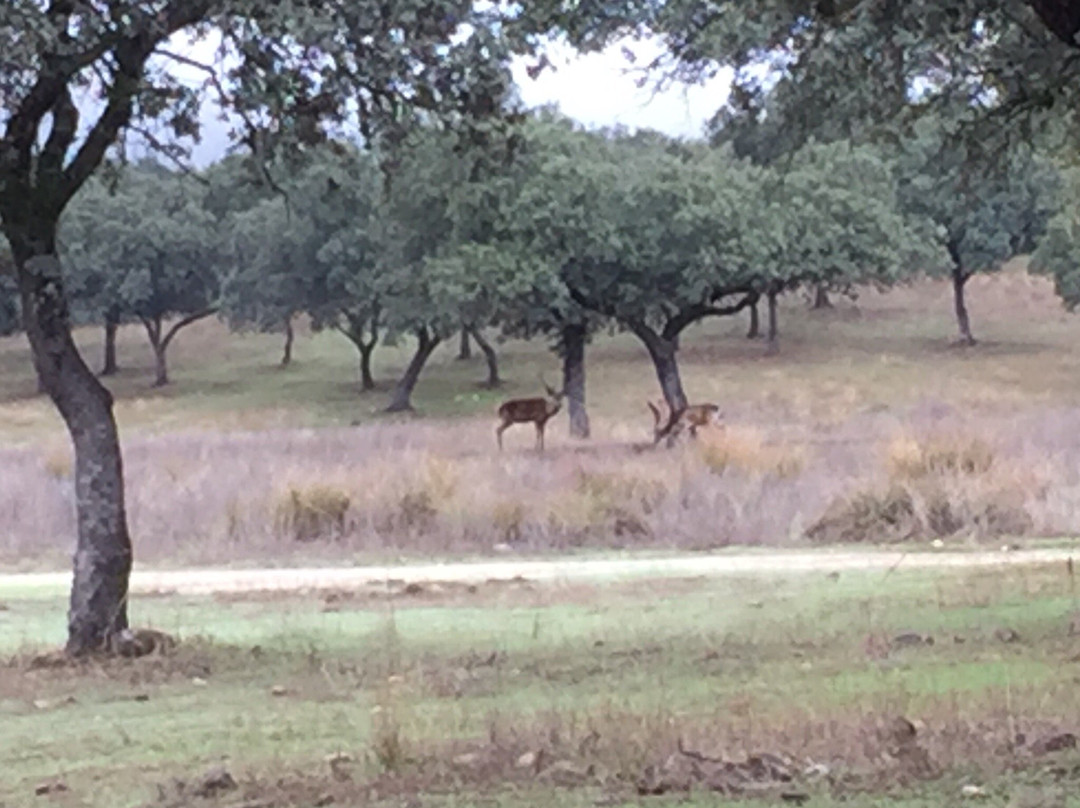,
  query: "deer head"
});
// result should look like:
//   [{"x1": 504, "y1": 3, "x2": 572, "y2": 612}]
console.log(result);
[{"x1": 540, "y1": 374, "x2": 565, "y2": 416}]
